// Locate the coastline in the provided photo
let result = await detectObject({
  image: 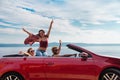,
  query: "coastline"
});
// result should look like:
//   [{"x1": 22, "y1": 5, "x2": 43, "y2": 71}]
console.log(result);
[{"x1": 0, "y1": 43, "x2": 120, "y2": 47}]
